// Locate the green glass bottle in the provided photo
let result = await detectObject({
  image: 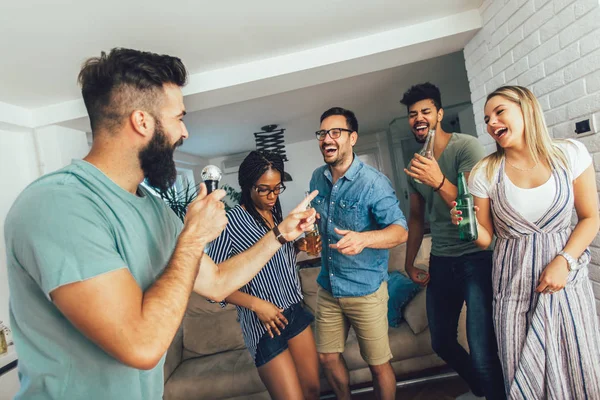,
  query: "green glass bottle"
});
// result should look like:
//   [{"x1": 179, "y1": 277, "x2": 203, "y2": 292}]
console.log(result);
[{"x1": 456, "y1": 172, "x2": 478, "y2": 242}]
